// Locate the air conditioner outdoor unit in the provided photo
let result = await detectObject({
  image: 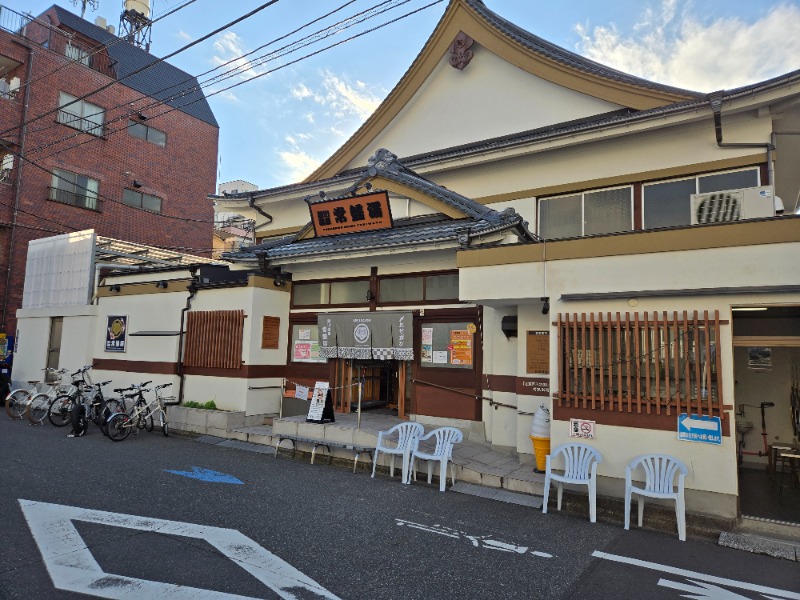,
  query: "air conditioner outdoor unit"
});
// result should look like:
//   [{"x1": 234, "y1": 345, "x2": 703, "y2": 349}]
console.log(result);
[{"x1": 690, "y1": 186, "x2": 776, "y2": 225}]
